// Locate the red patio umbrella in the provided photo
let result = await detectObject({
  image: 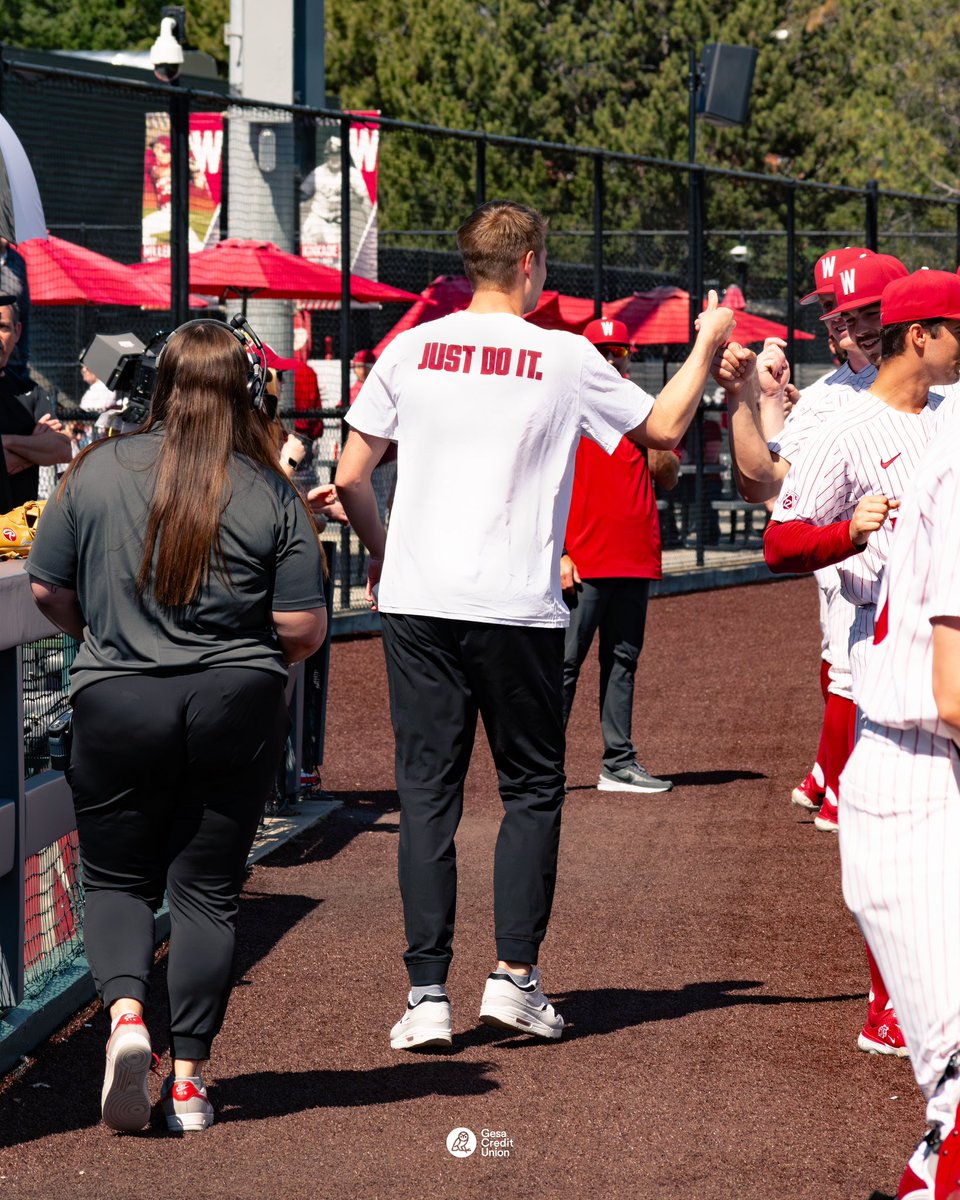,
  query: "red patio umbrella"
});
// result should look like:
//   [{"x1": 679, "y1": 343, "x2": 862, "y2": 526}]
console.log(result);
[
  {"x1": 135, "y1": 238, "x2": 421, "y2": 314},
  {"x1": 373, "y1": 276, "x2": 598, "y2": 356},
  {"x1": 17, "y1": 234, "x2": 185, "y2": 307},
  {"x1": 605, "y1": 286, "x2": 814, "y2": 345},
  {"x1": 373, "y1": 275, "x2": 470, "y2": 356},
  {"x1": 525, "y1": 290, "x2": 596, "y2": 333}
]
